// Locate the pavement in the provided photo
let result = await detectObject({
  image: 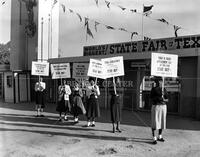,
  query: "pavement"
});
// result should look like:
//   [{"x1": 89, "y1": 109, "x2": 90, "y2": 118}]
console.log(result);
[{"x1": 0, "y1": 102, "x2": 200, "y2": 157}]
